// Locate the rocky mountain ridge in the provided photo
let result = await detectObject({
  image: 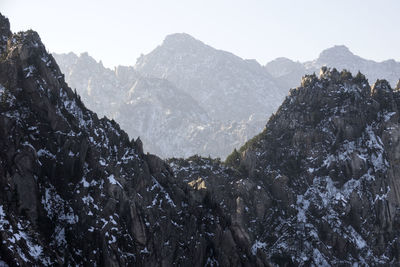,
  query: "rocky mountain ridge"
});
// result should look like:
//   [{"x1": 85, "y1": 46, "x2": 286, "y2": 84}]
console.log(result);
[{"x1": 224, "y1": 67, "x2": 400, "y2": 264}]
